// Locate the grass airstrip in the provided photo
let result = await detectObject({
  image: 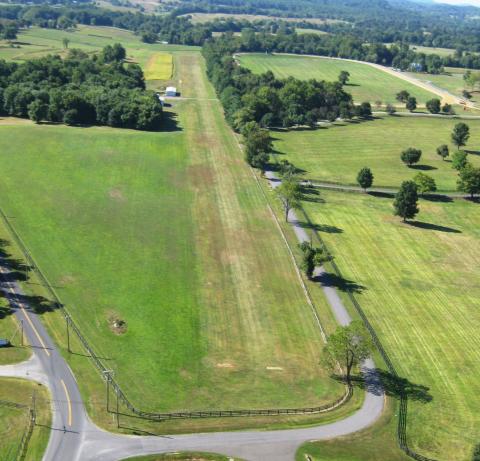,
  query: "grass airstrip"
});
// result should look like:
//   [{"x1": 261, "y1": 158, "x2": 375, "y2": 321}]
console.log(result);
[
  {"x1": 238, "y1": 53, "x2": 437, "y2": 105},
  {"x1": 296, "y1": 190, "x2": 480, "y2": 461},
  {"x1": 273, "y1": 115, "x2": 480, "y2": 191},
  {"x1": 0, "y1": 39, "x2": 343, "y2": 415}
]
